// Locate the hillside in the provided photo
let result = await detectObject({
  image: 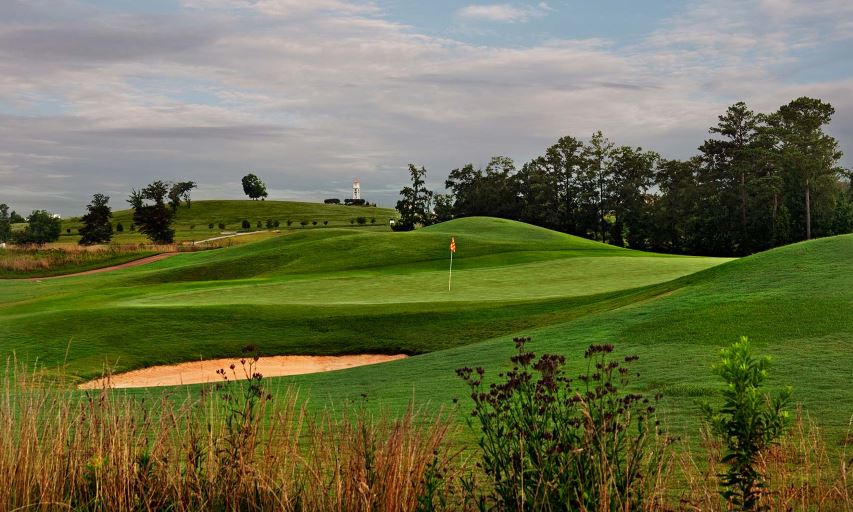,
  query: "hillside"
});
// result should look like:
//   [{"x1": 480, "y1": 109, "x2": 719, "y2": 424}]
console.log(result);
[
  {"x1": 58, "y1": 199, "x2": 398, "y2": 243},
  {"x1": 0, "y1": 217, "x2": 724, "y2": 380}
]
